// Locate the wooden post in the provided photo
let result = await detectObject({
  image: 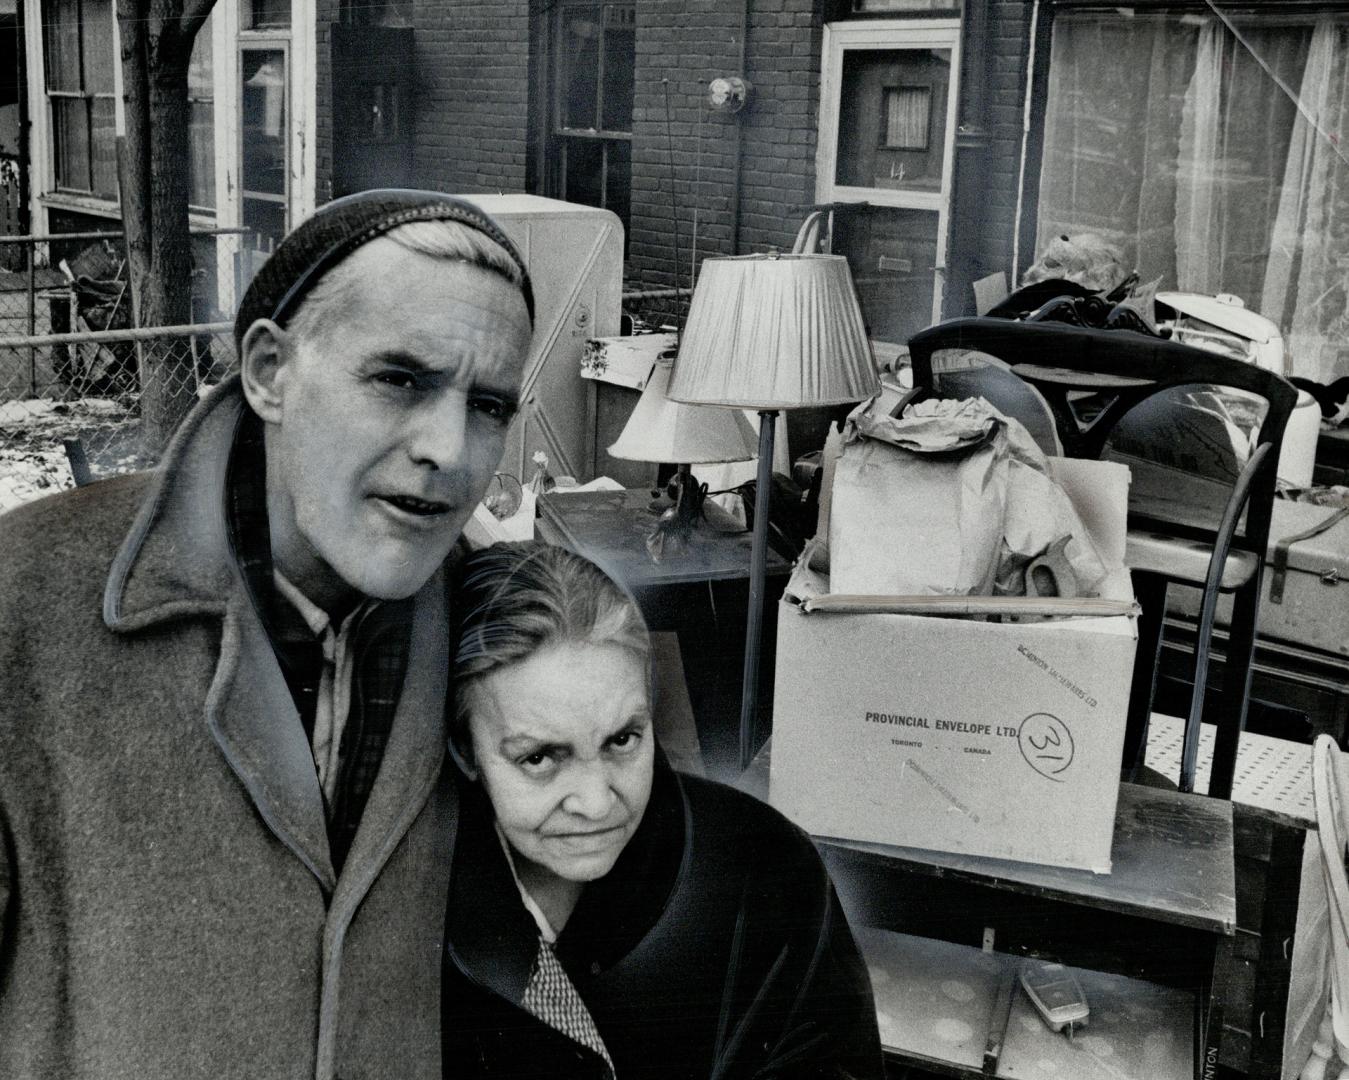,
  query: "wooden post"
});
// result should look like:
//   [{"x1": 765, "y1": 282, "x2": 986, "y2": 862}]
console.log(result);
[{"x1": 26, "y1": 240, "x2": 36, "y2": 395}]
